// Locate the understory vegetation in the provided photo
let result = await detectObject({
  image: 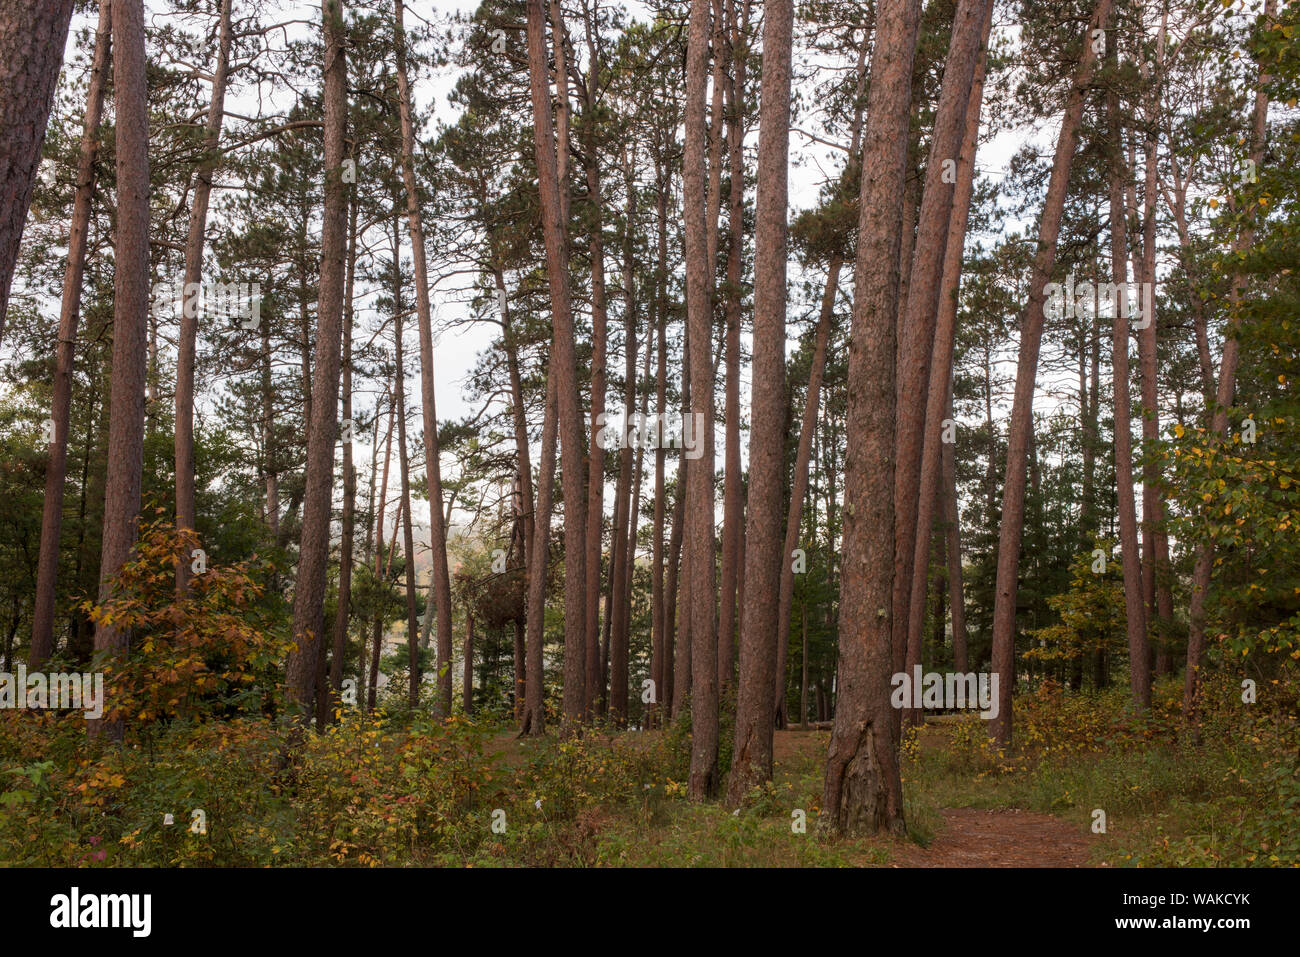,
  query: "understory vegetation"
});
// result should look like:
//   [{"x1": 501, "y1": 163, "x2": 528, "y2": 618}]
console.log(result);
[{"x1": 2, "y1": 668, "x2": 1293, "y2": 867}]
